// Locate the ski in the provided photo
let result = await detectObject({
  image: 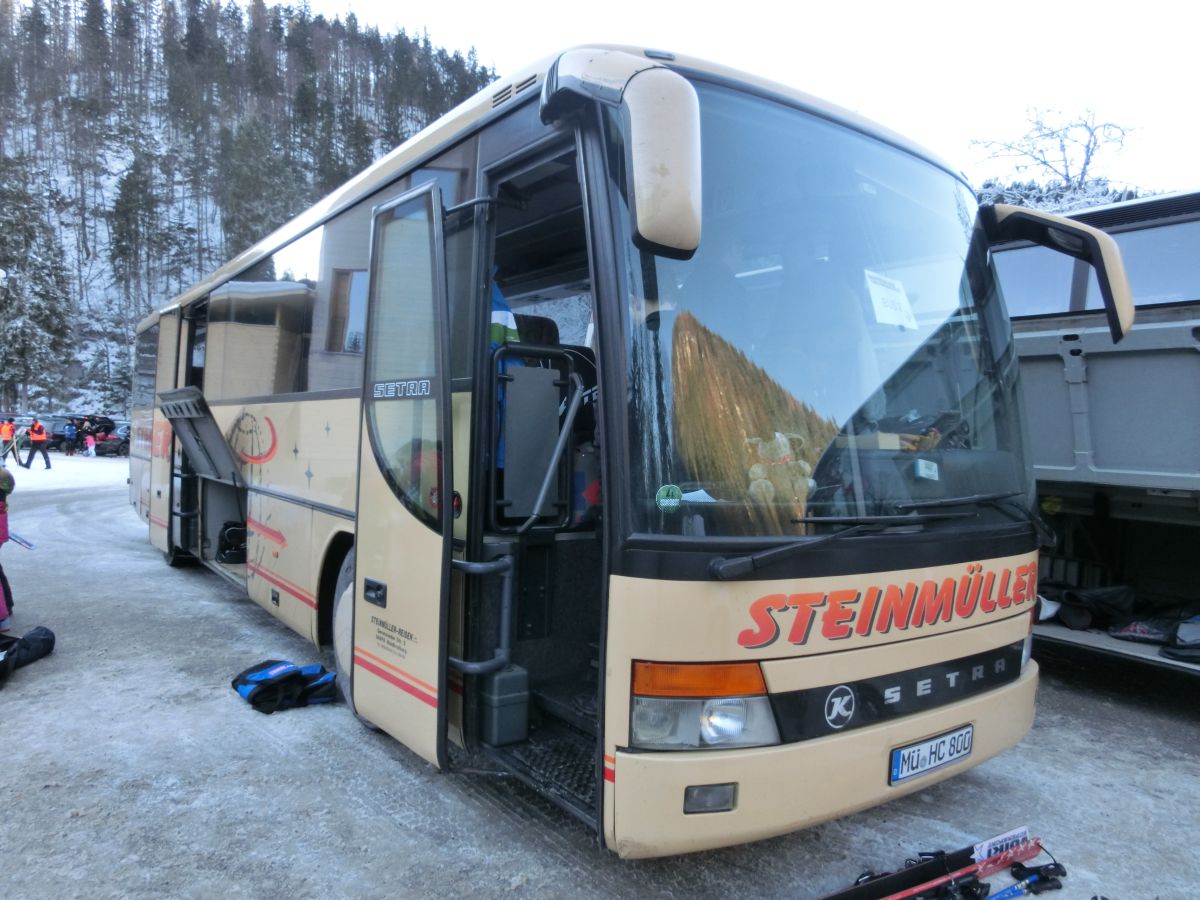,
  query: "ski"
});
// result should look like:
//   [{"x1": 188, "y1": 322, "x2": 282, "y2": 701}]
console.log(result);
[
  {"x1": 823, "y1": 829, "x2": 1041, "y2": 900},
  {"x1": 9, "y1": 531, "x2": 34, "y2": 550}
]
